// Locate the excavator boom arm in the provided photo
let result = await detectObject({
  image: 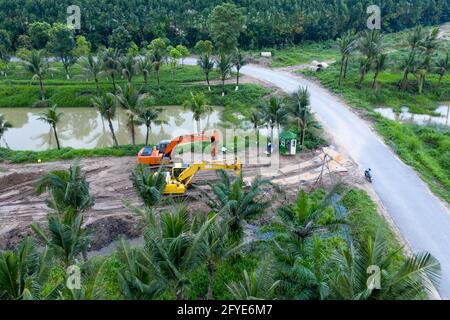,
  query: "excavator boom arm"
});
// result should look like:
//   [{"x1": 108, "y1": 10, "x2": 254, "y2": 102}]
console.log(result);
[
  {"x1": 177, "y1": 161, "x2": 241, "y2": 188},
  {"x1": 164, "y1": 130, "x2": 219, "y2": 159}
]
